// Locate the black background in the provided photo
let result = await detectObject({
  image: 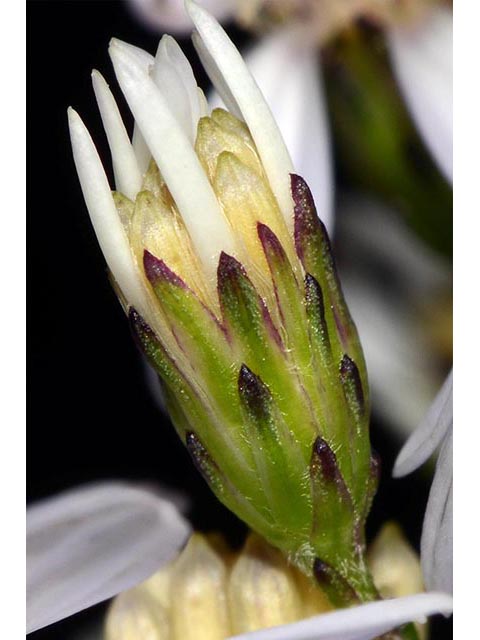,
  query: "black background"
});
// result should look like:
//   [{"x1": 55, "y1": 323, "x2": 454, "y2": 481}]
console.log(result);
[{"x1": 27, "y1": 1, "x2": 451, "y2": 638}]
